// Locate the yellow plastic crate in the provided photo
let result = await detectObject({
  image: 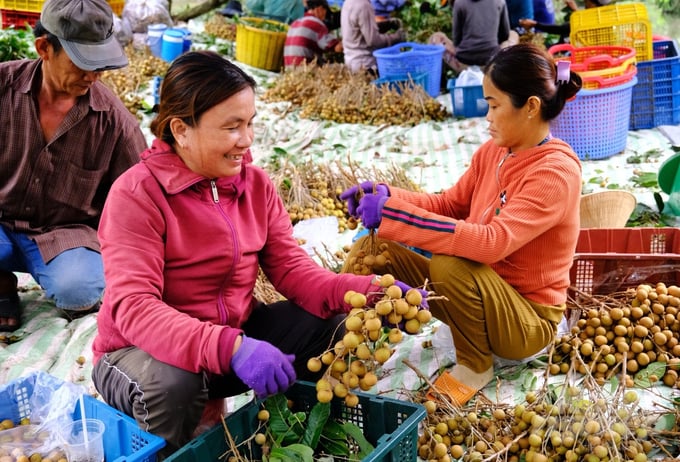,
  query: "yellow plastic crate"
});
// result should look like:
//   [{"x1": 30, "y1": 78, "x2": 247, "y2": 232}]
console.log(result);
[
  {"x1": 570, "y1": 2, "x2": 653, "y2": 61},
  {"x1": 0, "y1": 0, "x2": 44, "y2": 13},
  {"x1": 0, "y1": 0, "x2": 124, "y2": 15},
  {"x1": 235, "y1": 17, "x2": 288, "y2": 72},
  {"x1": 108, "y1": 0, "x2": 124, "y2": 16}
]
